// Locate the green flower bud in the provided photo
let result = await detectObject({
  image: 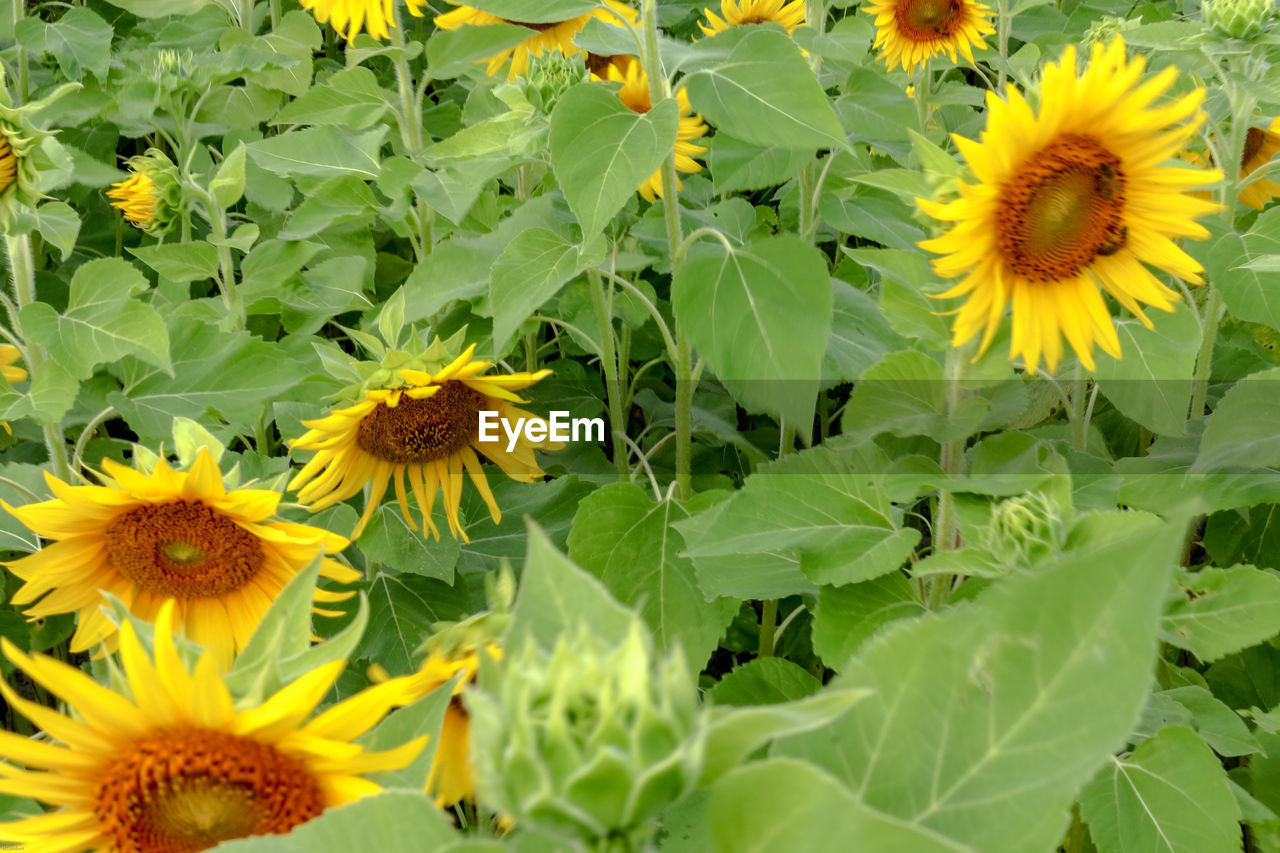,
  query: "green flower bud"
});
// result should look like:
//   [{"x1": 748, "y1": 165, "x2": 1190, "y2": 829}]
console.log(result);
[
  {"x1": 468, "y1": 622, "x2": 701, "y2": 847},
  {"x1": 521, "y1": 52, "x2": 589, "y2": 115},
  {"x1": 107, "y1": 149, "x2": 180, "y2": 234},
  {"x1": 1204, "y1": 0, "x2": 1275, "y2": 39},
  {"x1": 0, "y1": 83, "x2": 77, "y2": 230},
  {"x1": 1082, "y1": 15, "x2": 1141, "y2": 49},
  {"x1": 982, "y1": 491, "x2": 1067, "y2": 570}
]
